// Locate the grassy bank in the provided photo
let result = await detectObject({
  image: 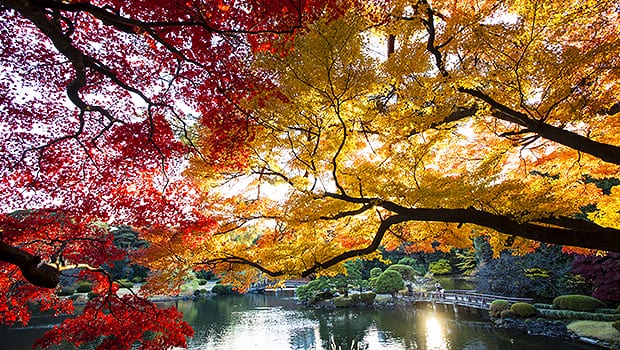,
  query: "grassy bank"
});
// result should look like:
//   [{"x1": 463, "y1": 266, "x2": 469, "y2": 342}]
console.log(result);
[{"x1": 568, "y1": 320, "x2": 620, "y2": 345}]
